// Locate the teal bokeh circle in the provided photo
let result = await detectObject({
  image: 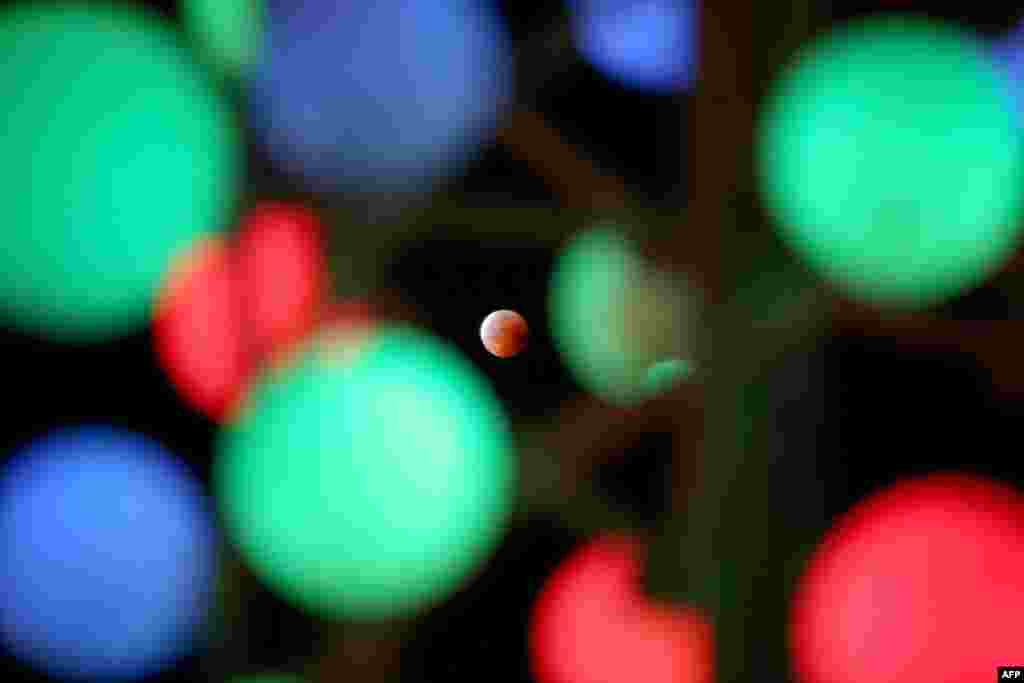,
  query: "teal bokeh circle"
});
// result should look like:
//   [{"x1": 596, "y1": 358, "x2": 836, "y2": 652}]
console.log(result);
[
  {"x1": 215, "y1": 325, "x2": 515, "y2": 620},
  {"x1": 0, "y1": 3, "x2": 241, "y2": 341},
  {"x1": 757, "y1": 16, "x2": 1024, "y2": 308}
]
